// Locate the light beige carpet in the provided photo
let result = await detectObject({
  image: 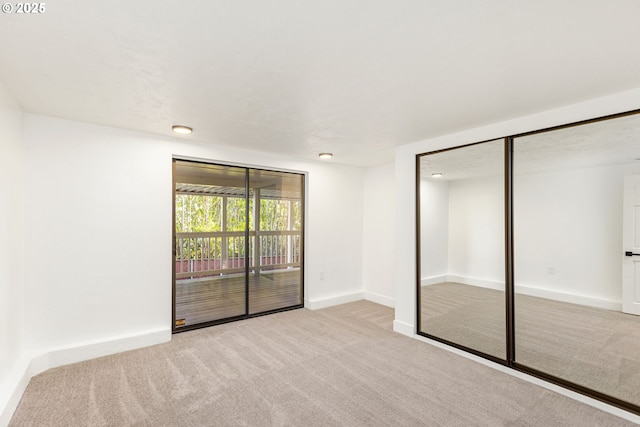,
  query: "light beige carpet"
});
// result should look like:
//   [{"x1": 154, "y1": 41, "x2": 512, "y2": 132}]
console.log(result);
[{"x1": 10, "y1": 301, "x2": 637, "y2": 426}]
